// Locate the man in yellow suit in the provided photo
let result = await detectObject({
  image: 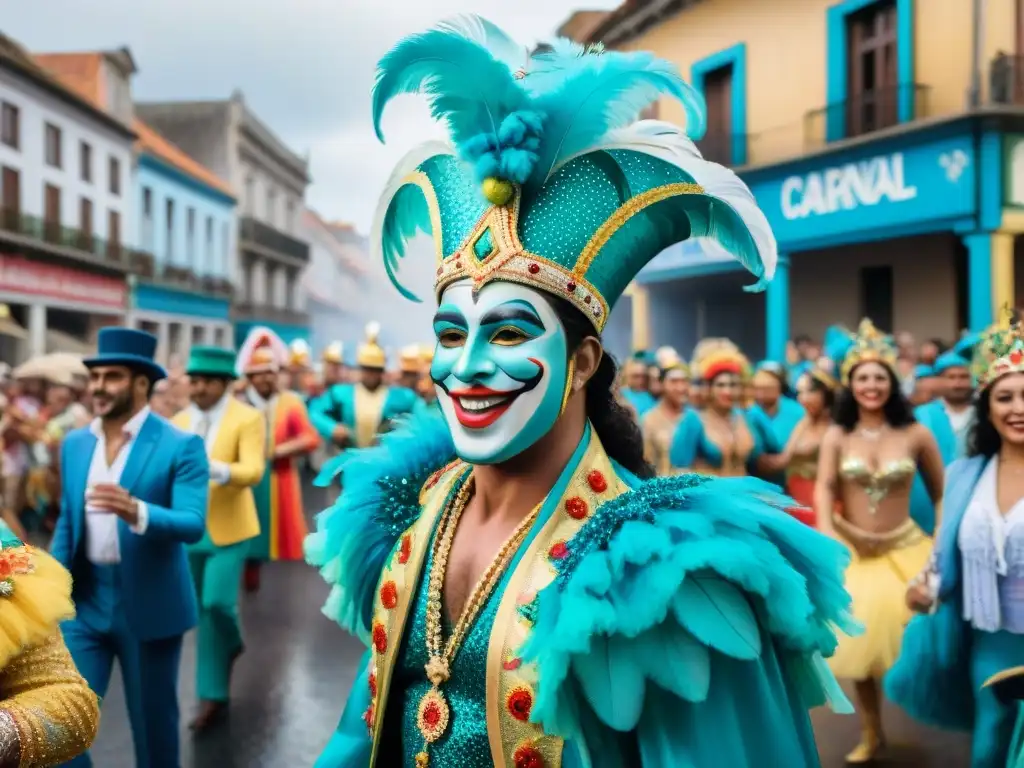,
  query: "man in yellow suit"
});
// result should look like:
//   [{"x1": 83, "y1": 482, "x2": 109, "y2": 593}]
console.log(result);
[{"x1": 172, "y1": 346, "x2": 266, "y2": 732}]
